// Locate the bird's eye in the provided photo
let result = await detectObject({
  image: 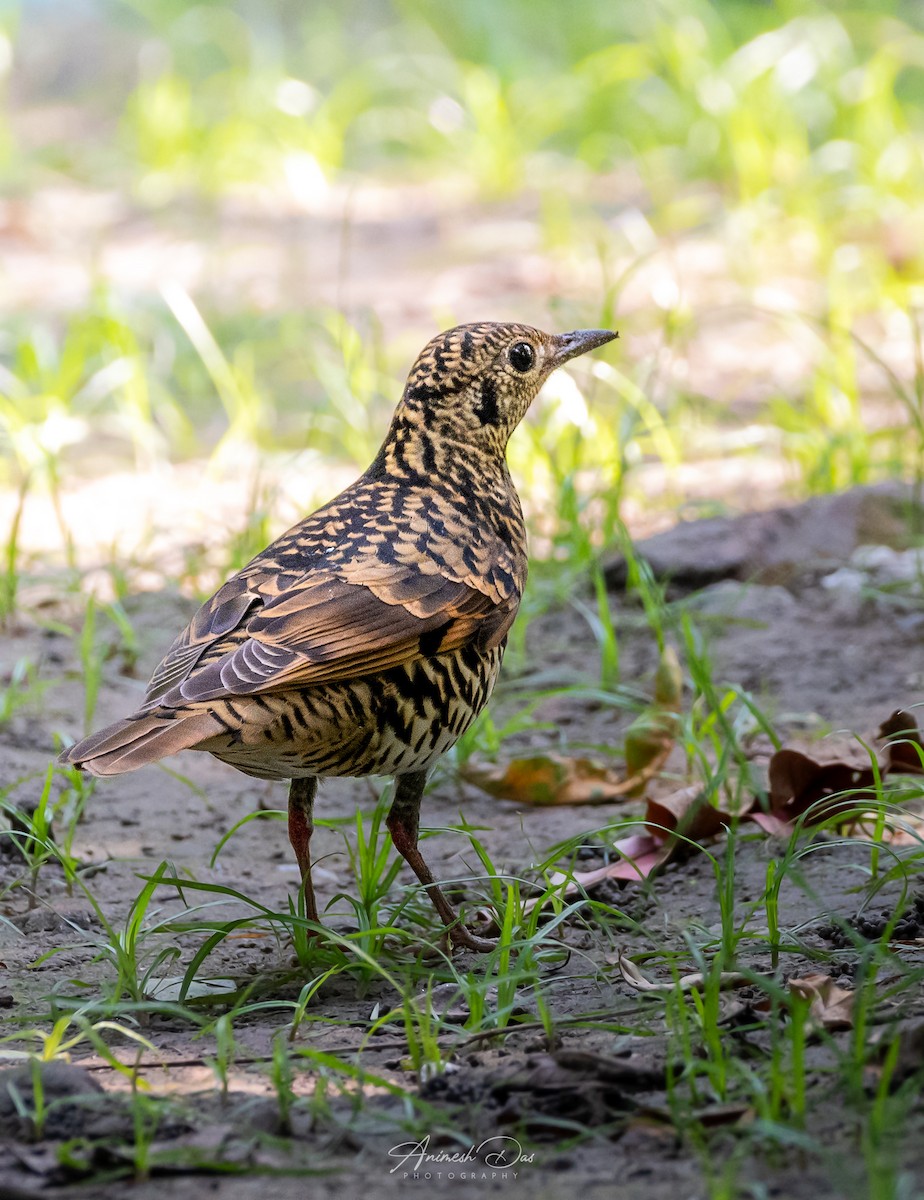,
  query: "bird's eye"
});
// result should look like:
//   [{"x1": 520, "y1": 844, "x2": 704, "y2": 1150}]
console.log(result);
[{"x1": 508, "y1": 342, "x2": 535, "y2": 373}]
